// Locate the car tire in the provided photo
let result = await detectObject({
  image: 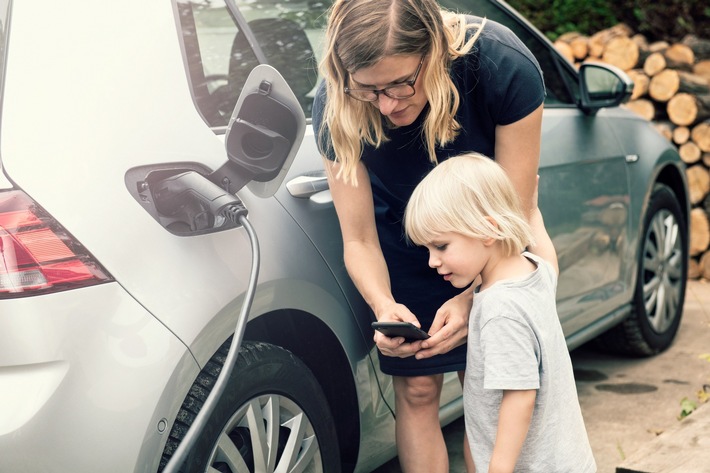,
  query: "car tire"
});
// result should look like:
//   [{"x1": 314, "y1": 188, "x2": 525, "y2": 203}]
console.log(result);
[
  {"x1": 596, "y1": 184, "x2": 688, "y2": 356},
  {"x1": 158, "y1": 340, "x2": 341, "y2": 473}
]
